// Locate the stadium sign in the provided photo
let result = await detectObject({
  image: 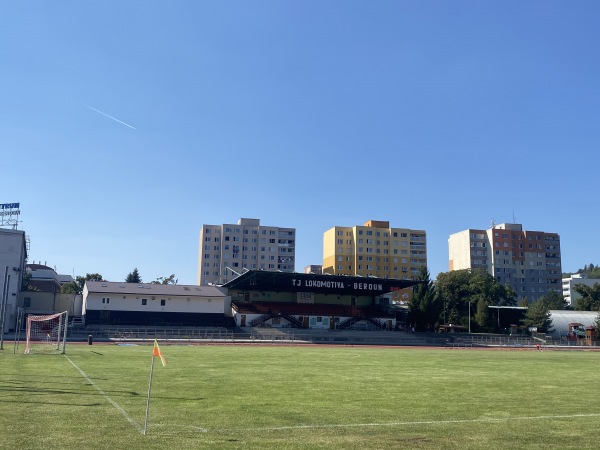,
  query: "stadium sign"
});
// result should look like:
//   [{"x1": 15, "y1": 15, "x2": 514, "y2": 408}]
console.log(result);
[
  {"x1": 223, "y1": 270, "x2": 420, "y2": 296},
  {"x1": 0, "y1": 203, "x2": 20, "y2": 228},
  {"x1": 292, "y1": 278, "x2": 384, "y2": 292},
  {"x1": 0, "y1": 202, "x2": 20, "y2": 223},
  {"x1": 0, "y1": 203, "x2": 20, "y2": 214}
]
